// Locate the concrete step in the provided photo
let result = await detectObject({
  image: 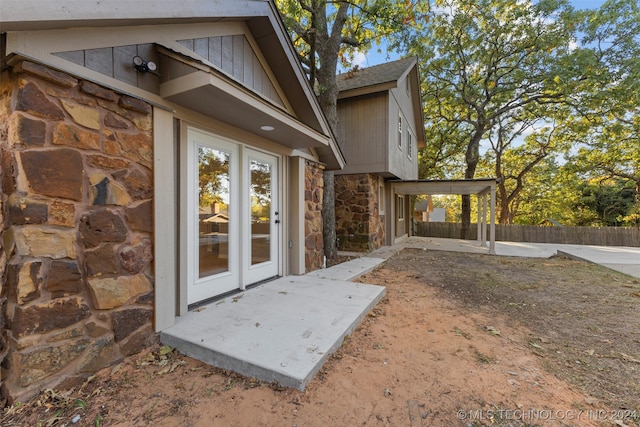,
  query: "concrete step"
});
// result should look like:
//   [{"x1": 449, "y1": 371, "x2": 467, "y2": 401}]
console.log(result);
[{"x1": 160, "y1": 275, "x2": 385, "y2": 390}]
